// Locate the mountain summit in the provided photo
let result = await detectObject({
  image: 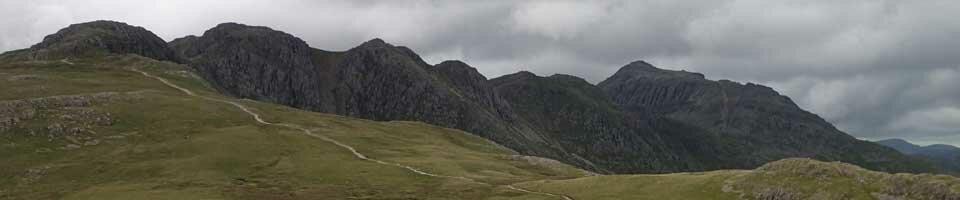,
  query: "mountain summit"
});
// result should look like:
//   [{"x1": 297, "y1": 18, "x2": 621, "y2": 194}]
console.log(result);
[
  {"x1": 3, "y1": 20, "x2": 929, "y2": 174},
  {"x1": 8, "y1": 20, "x2": 179, "y2": 62},
  {"x1": 2, "y1": 20, "x2": 957, "y2": 199},
  {"x1": 167, "y1": 22, "x2": 933, "y2": 174},
  {"x1": 599, "y1": 63, "x2": 929, "y2": 172}
]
